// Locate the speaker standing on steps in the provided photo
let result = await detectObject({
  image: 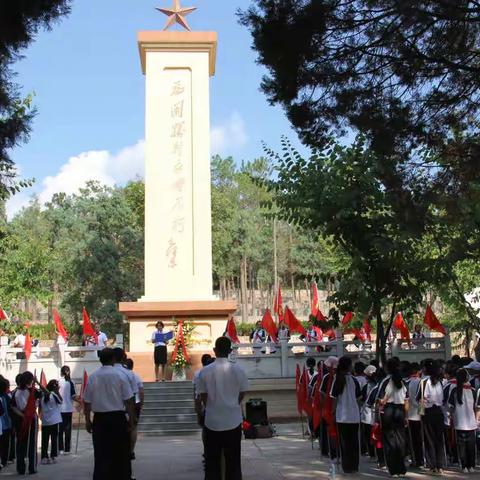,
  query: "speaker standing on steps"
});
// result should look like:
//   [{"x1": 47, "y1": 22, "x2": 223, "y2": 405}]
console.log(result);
[
  {"x1": 151, "y1": 322, "x2": 172, "y2": 382},
  {"x1": 198, "y1": 337, "x2": 249, "y2": 480}
]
